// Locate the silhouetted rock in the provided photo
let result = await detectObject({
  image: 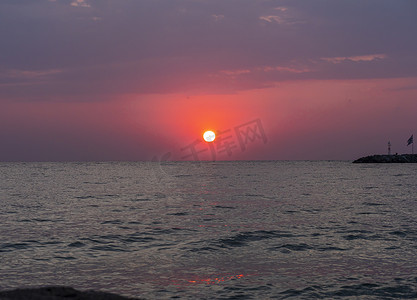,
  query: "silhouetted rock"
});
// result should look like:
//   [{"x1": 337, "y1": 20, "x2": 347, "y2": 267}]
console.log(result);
[
  {"x1": 0, "y1": 286, "x2": 137, "y2": 300},
  {"x1": 353, "y1": 154, "x2": 417, "y2": 163}
]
